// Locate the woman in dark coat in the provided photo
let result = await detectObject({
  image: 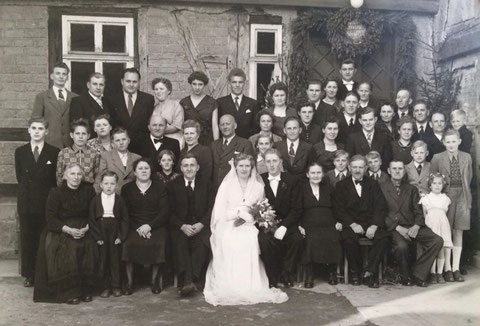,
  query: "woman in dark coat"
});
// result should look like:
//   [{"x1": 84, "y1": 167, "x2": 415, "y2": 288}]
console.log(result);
[
  {"x1": 298, "y1": 162, "x2": 342, "y2": 288},
  {"x1": 33, "y1": 163, "x2": 98, "y2": 304},
  {"x1": 121, "y1": 157, "x2": 169, "y2": 295}
]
